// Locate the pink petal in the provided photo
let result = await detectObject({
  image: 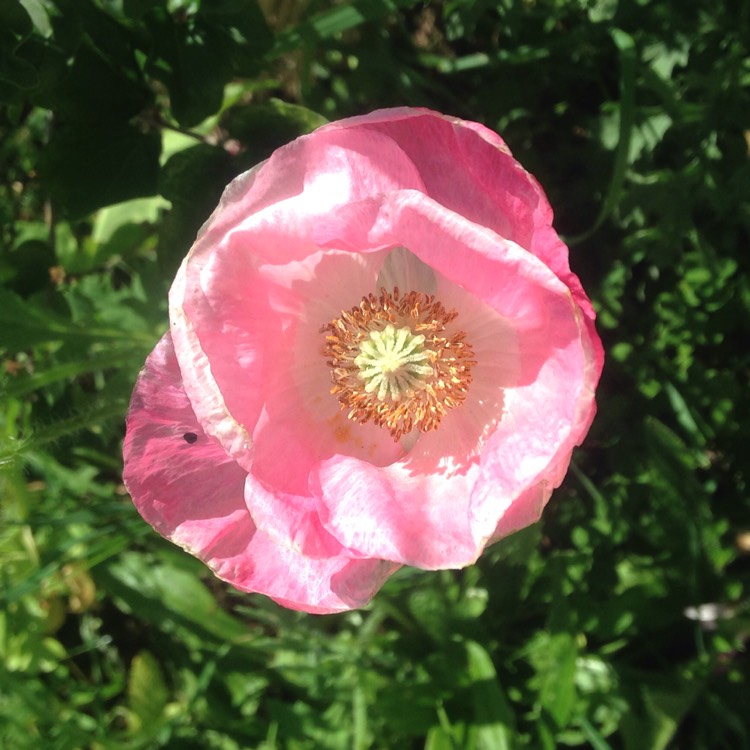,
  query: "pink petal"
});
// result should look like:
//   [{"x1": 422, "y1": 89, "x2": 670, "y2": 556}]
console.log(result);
[
  {"x1": 313, "y1": 191, "x2": 593, "y2": 568},
  {"x1": 321, "y1": 107, "x2": 595, "y2": 318},
  {"x1": 238, "y1": 533, "x2": 399, "y2": 615},
  {"x1": 123, "y1": 333, "x2": 252, "y2": 572},
  {"x1": 314, "y1": 455, "x2": 483, "y2": 568},
  {"x1": 167, "y1": 125, "x2": 426, "y2": 468},
  {"x1": 243, "y1": 473, "x2": 343, "y2": 559},
  {"x1": 471, "y1": 313, "x2": 602, "y2": 546},
  {"x1": 205, "y1": 245, "x2": 404, "y2": 496},
  {"x1": 123, "y1": 333, "x2": 399, "y2": 613}
]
